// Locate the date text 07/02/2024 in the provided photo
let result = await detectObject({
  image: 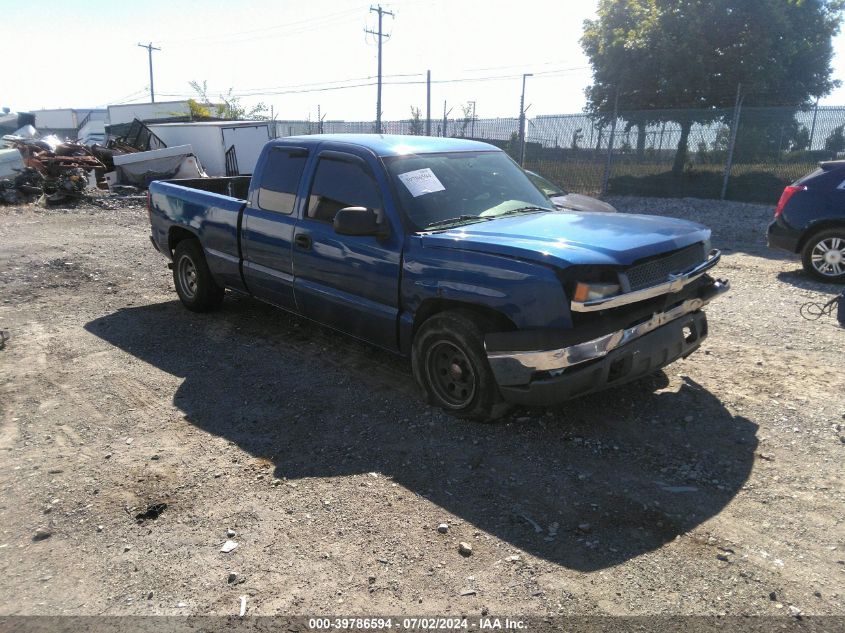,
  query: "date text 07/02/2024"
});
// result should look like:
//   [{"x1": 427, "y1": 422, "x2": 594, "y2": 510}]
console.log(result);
[{"x1": 307, "y1": 617, "x2": 527, "y2": 630}]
